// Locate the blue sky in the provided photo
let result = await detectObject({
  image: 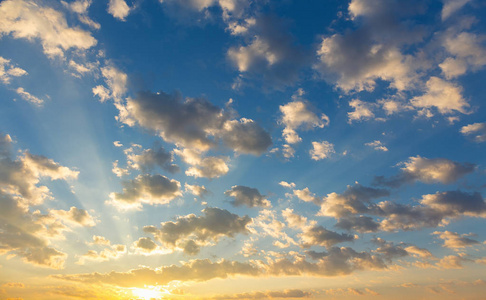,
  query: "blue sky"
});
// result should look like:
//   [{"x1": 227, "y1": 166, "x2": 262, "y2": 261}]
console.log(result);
[{"x1": 1, "y1": 0, "x2": 486, "y2": 299}]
